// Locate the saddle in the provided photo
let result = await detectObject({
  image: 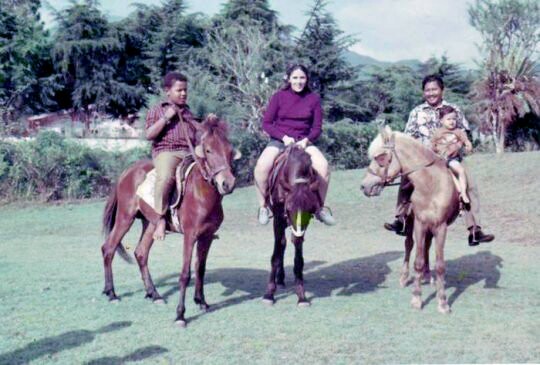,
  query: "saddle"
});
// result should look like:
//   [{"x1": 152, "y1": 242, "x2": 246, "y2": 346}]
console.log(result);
[
  {"x1": 266, "y1": 148, "x2": 292, "y2": 209},
  {"x1": 136, "y1": 155, "x2": 196, "y2": 234}
]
